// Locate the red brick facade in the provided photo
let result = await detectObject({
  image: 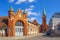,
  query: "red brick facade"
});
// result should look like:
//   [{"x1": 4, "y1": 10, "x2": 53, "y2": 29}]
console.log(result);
[
  {"x1": 0, "y1": 7, "x2": 48, "y2": 37},
  {"x1": 32, "y1": 19, "x2": 38, "y2": 26},
  {"x1": 41, "y1": 8, "x2": 48, "y2": 32},
  {"x1": 8, "y1": 8, "x2": 28, "y2": 36},
  {"x1": 42, "y1": 15, "x2": 48, "y2": 32}
]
